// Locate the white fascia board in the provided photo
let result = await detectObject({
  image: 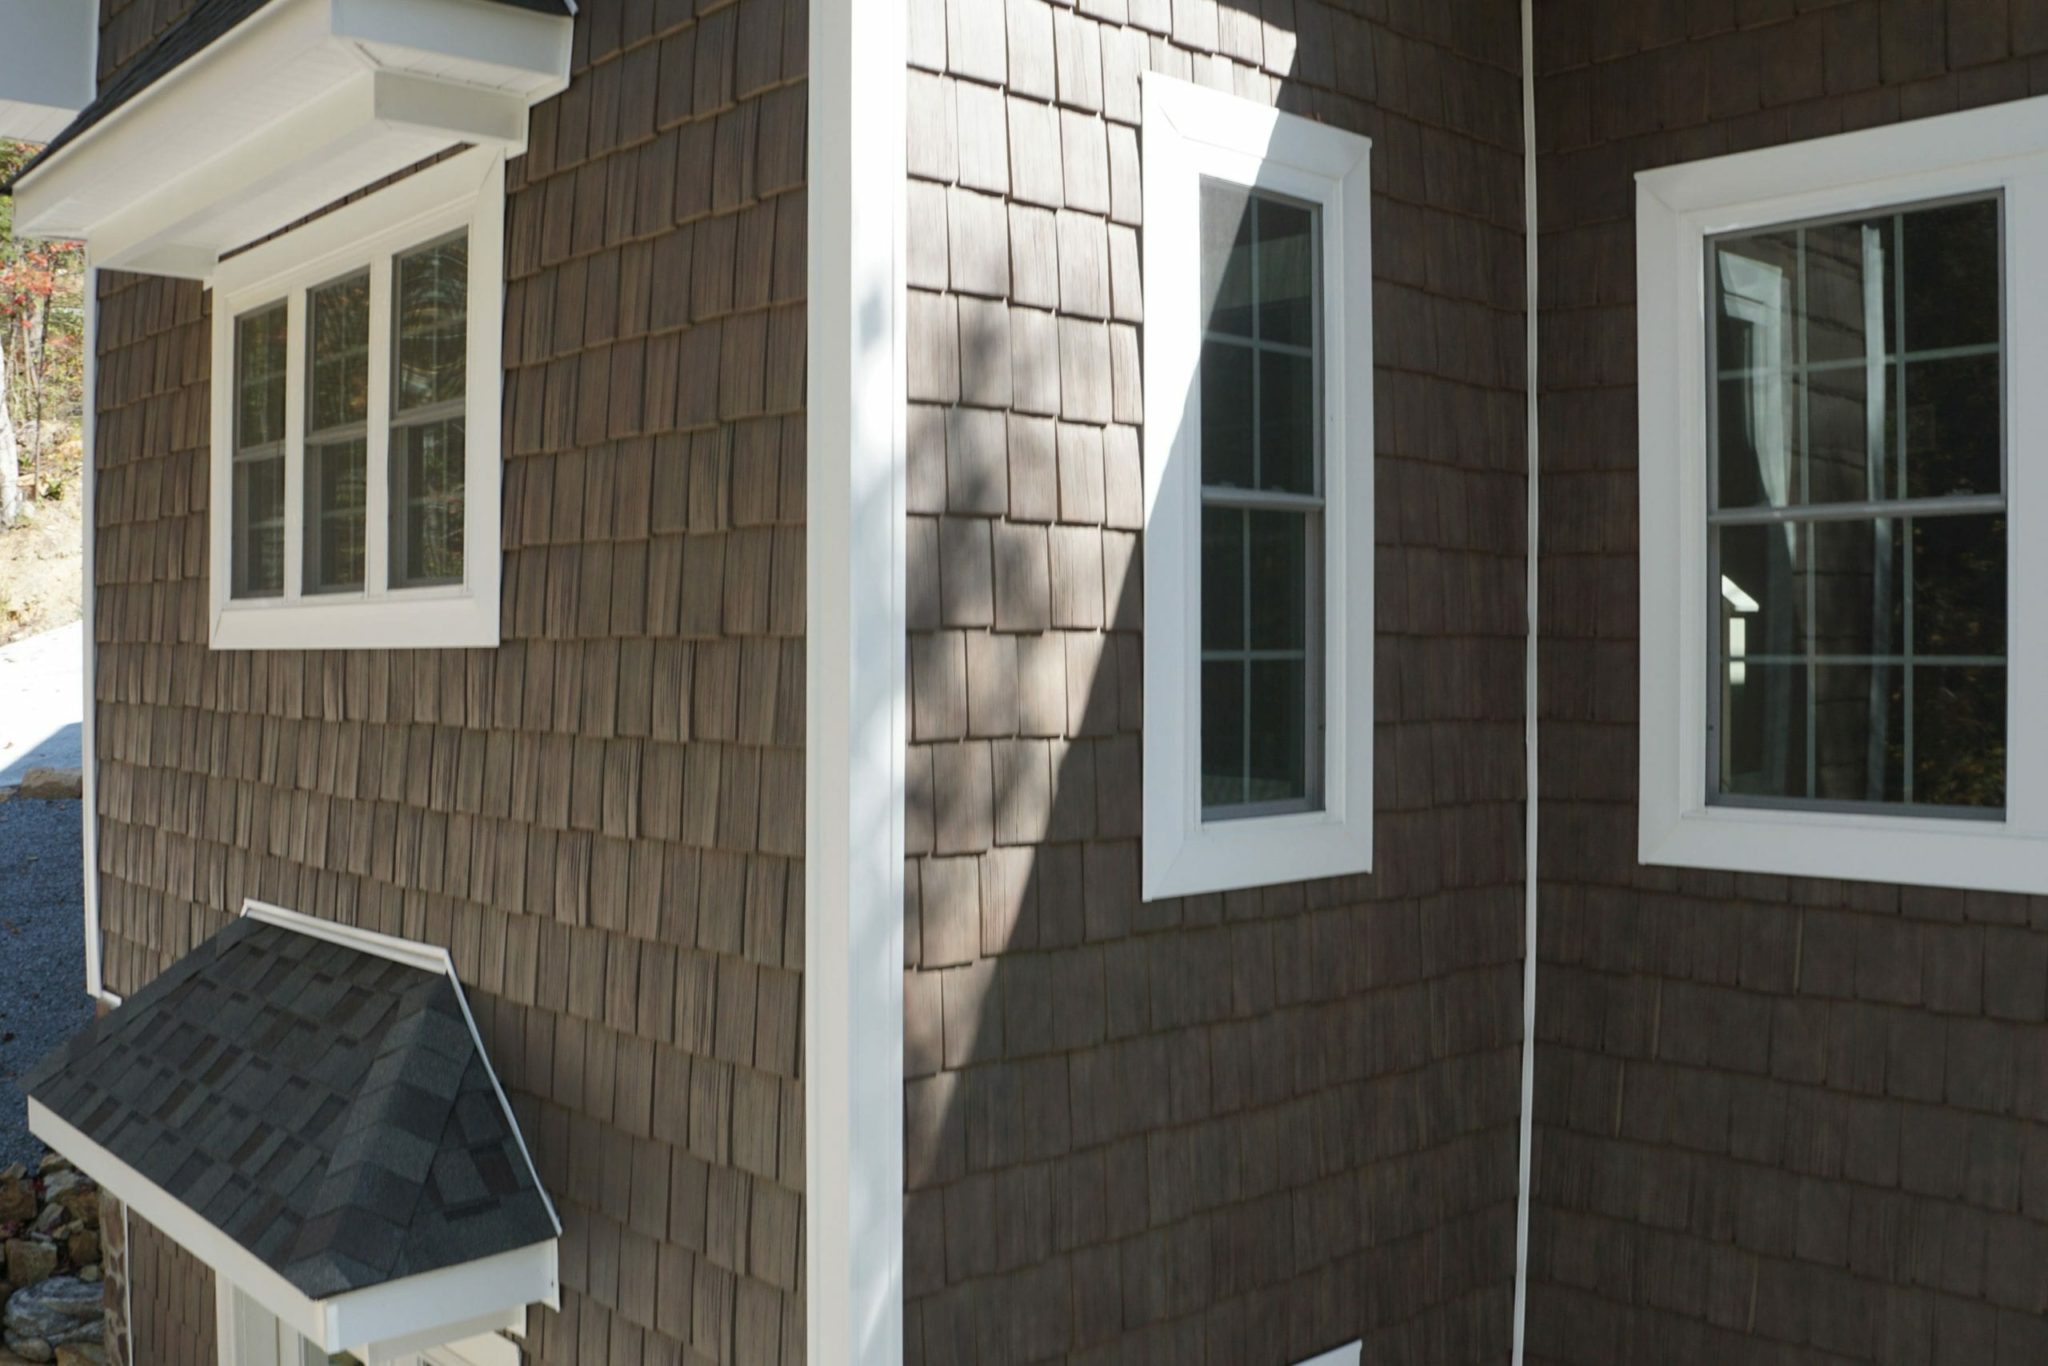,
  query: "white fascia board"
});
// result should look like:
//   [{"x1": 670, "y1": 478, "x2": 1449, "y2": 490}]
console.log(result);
[
  {"x1": 0, "y1": 0, "x2": 95, "y2": 131},
  {"x1": 12, "y1": 0, "x2": 565, "y2": 275},
  {"x1": 326, "y1": 1243, "x2": 555, "y2": 1355},
  {"x1": 28, "y1": 1098, "x2": 332, "y2": 1348},
  {"x1": 806, "y1": 0, "x2": 907, "y2": 1360}
]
